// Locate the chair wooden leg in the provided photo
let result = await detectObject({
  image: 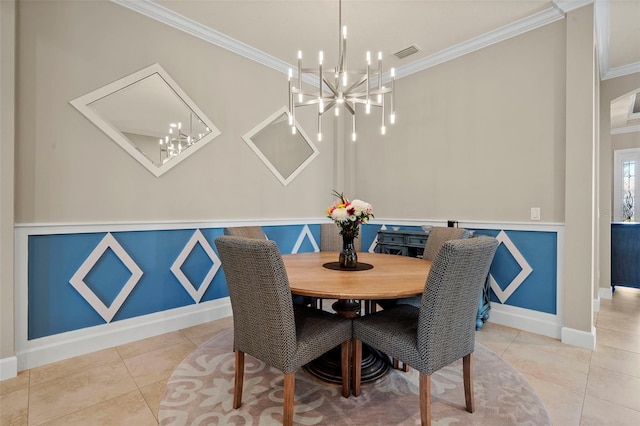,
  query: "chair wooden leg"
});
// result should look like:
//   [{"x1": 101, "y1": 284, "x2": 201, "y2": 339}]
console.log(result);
[
  {"x1": 283, "y1": 372, "x2": 295, "y2": 426},
  {"x1": 233, "y1": 350, "x2": 245, "y2": 409},
  {"x1": 341, "y1": 340, "x2": 351, "y2": 398},
  {"x1": 352, "y1": 338, "x2": 362, "y2": 397},
  {"x1": 392, "y1": 357, "x2": 409, "y2": 372},
  {"x1": 463, "y1": 353, "x2": 474, "y2": 413},
  {"x1": 419, "y1": 372, "x2": 431, "y2": 426}
]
